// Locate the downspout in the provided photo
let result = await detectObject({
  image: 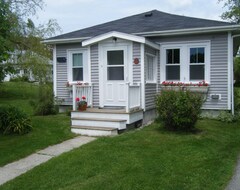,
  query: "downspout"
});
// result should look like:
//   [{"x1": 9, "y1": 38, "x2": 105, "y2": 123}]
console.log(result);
[{"x1": 231, "y1": 34, "x2": 240, "y2": 115}]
